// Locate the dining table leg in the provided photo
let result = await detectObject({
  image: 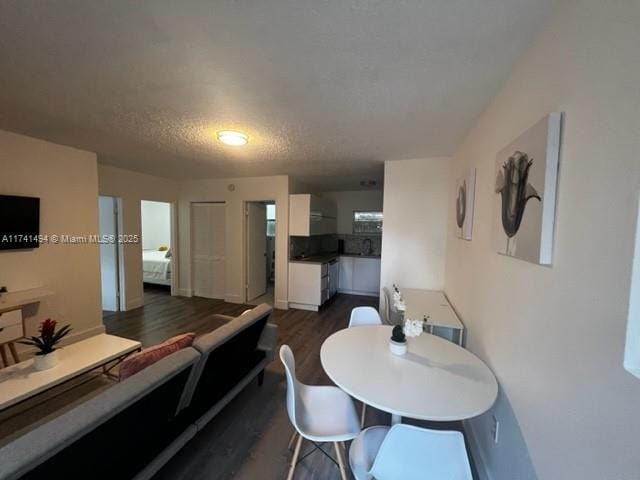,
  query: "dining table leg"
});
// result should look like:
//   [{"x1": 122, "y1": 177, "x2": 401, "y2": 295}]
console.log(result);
[{"x1": 391, "y1": 414, "x2": 402, "y2": 425}]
